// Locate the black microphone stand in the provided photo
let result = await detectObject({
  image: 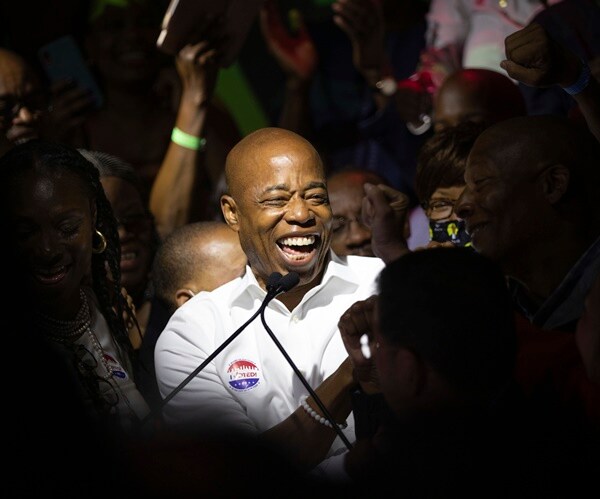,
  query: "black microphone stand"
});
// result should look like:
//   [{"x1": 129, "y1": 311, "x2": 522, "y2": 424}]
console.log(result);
[{"x1": 259, "y1": 286, "x2": 353, "y2": 451}]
